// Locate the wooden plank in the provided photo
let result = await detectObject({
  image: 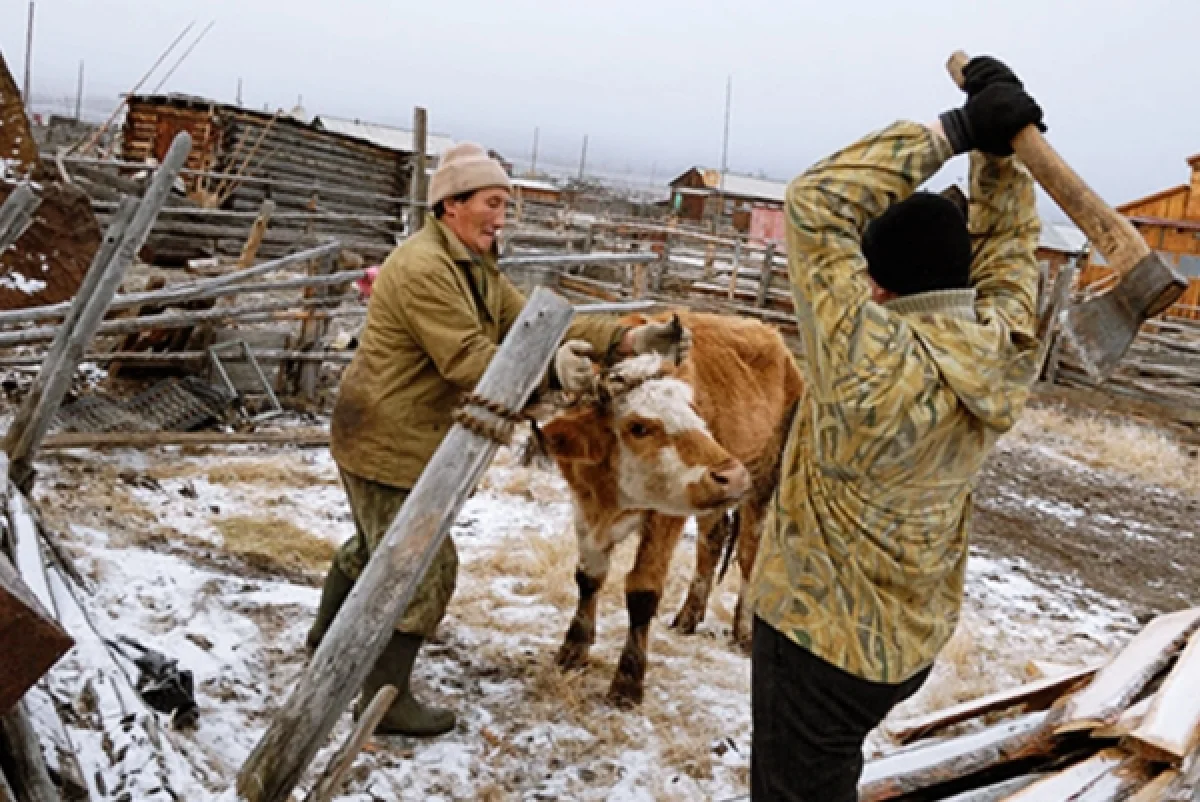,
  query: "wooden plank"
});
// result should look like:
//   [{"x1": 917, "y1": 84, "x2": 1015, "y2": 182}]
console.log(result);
[
  {"x1": 940, "y1": 774, "x2": 1044, "y2": 801},
  {"x1": 1059, "y1": 607, "x2": 1200, "y2": 733},
  {"x1": 1003, "y1": 749, "x2": 1152, "y2": 801},
  {"x1": 40, "y1": 427, "x2": 330, "y2": 451},
  {"x1": 235, "y1": 288, "x2": 575, "y2": 802},
  {"x1": 1092, "y1": 695, "x2": 1151, "y2": 739},
  {"x1": 301, "y1": 685, "x2": 398, "y2": 802},
  {"x1": 858, "y1": 711, "x2": 1058, "y2": 801},
  {"x1": 237, "y1": 199, "x2": 275, "y2": 268},
  {"x1": 0, "y1": 701, "x2": 59, "y2": 802},
  {"x1": 1129, "y1": 627, "x2": 1200, "y2": 762},
  {"x1": 885, "y1": 664, "x2": 1097, "y2": 745}
]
